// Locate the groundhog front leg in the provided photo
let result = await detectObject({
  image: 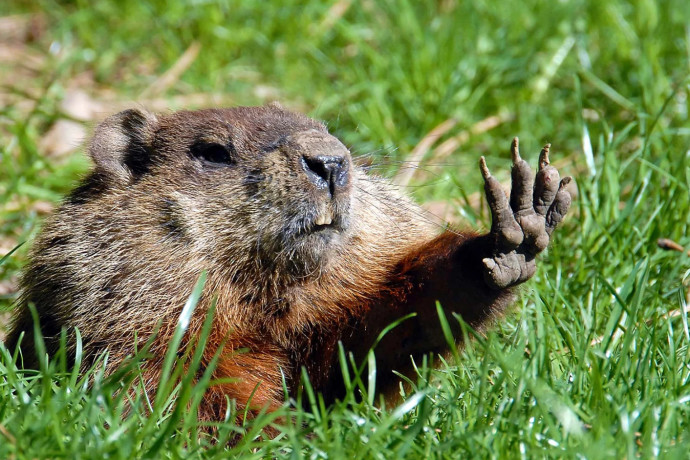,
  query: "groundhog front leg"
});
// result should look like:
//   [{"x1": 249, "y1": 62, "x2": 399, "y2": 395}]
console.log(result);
[
  {"x1": 479, "y1": 138, "x2": 571, "y2": 289},
  {"x1": 342, "y1": 138, "x2": 571, "y2": 393}
]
